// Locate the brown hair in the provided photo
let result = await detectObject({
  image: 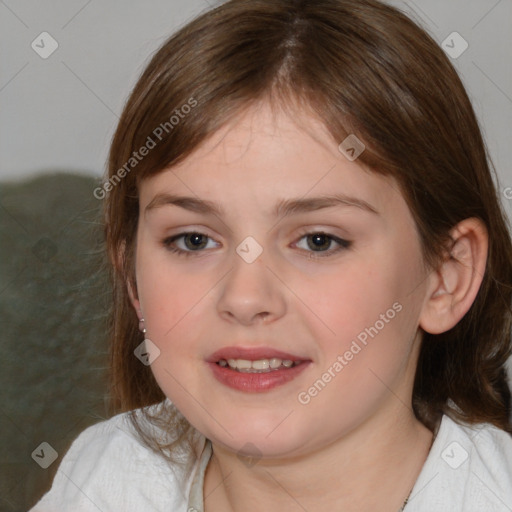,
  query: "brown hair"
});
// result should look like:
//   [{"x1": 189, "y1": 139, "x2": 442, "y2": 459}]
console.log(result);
[{"x1": 105, "y1": 0, "x2": 512, "y2": 457}]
